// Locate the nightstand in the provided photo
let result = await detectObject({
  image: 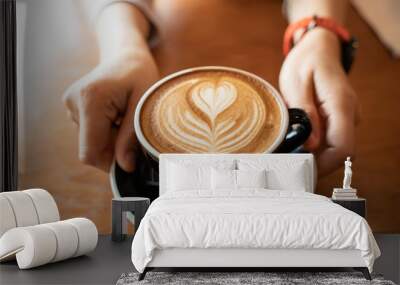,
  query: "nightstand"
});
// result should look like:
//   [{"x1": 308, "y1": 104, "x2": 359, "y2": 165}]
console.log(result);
[
  {"x1": 331, "y1": 198, "x2": 366, "y2": 218},
  {"x1": 112, "y1": 197, "x2": 150, "y2": 242}
]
